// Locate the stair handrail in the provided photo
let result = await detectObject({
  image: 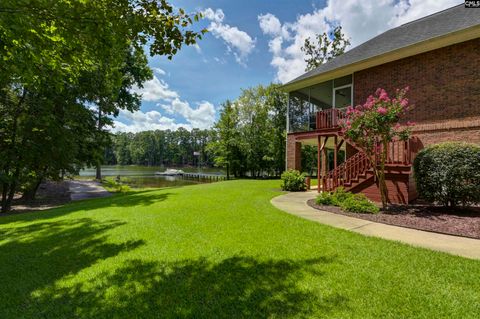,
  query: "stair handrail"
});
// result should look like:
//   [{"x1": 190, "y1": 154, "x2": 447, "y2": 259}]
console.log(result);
[{"x1": 322, "y1": 151, "x2": 370, "y2": 192}]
